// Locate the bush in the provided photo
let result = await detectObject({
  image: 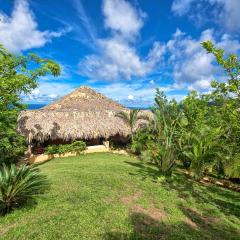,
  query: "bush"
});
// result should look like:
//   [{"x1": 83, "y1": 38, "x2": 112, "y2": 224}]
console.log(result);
[
  {"x1": 45, "y1": 141, "x2": 86, "y2": 155},
  {"x1": 0, "y1": 164, "x2": 49, "y2": 215},
  {"x1": 70, "y1": 141, "x2": 86, "y2": 153},
  {"x1": 130, "y1": 129, "x2": 152, "y2": 155},
  {"x1": 45, "y1": 145, "x2": 59, "y2": 154}
]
